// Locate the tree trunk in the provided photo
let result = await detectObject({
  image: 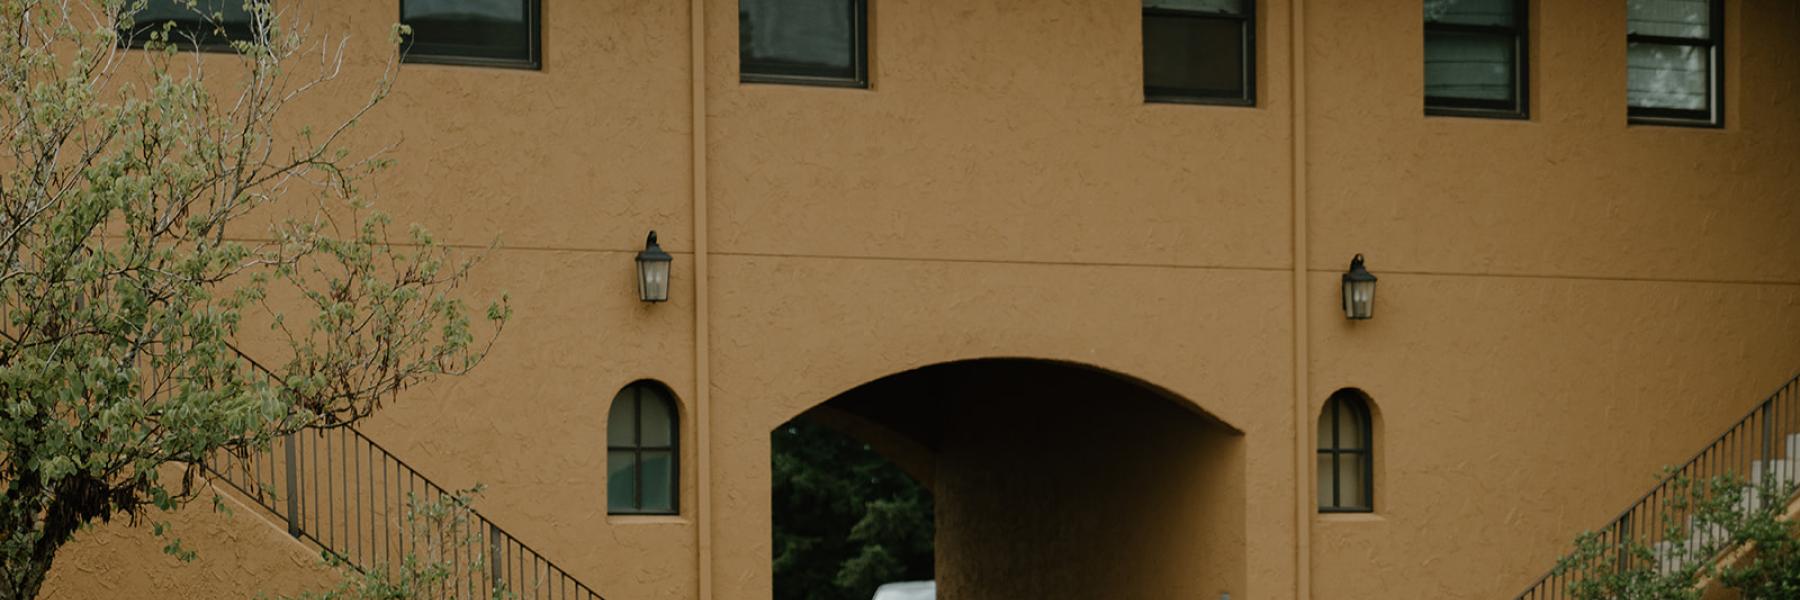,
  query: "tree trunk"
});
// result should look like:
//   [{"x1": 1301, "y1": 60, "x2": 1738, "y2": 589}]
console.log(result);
[
  {"x1": 0, "y1": 466, "x2": 56, "y2": 600},
  {"x1": 0, "y1": 553, "x2": 52, "y2": 600},
  {"x1": 1, "y1": 471, "x2": 109, "y2": 600}
]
